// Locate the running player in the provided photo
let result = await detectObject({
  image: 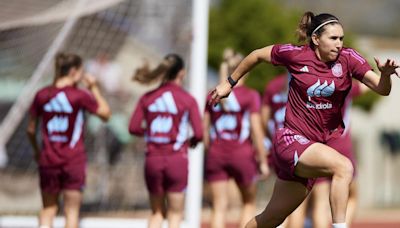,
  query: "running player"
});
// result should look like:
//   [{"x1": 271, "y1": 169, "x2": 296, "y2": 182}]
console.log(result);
[
  {"x1": 210, "y1": 11, "x2": 398, "y2": 228},
  {"x1": 263, "y1": 75, "x2": 367, "y2": 228}
]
